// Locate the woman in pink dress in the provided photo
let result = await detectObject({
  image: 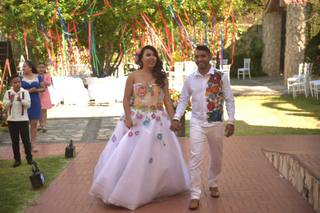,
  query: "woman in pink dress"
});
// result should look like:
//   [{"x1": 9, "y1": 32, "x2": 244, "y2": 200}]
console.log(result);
[{"x1": 37, "y1": 64, "x2": 52, "y2": 133}]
